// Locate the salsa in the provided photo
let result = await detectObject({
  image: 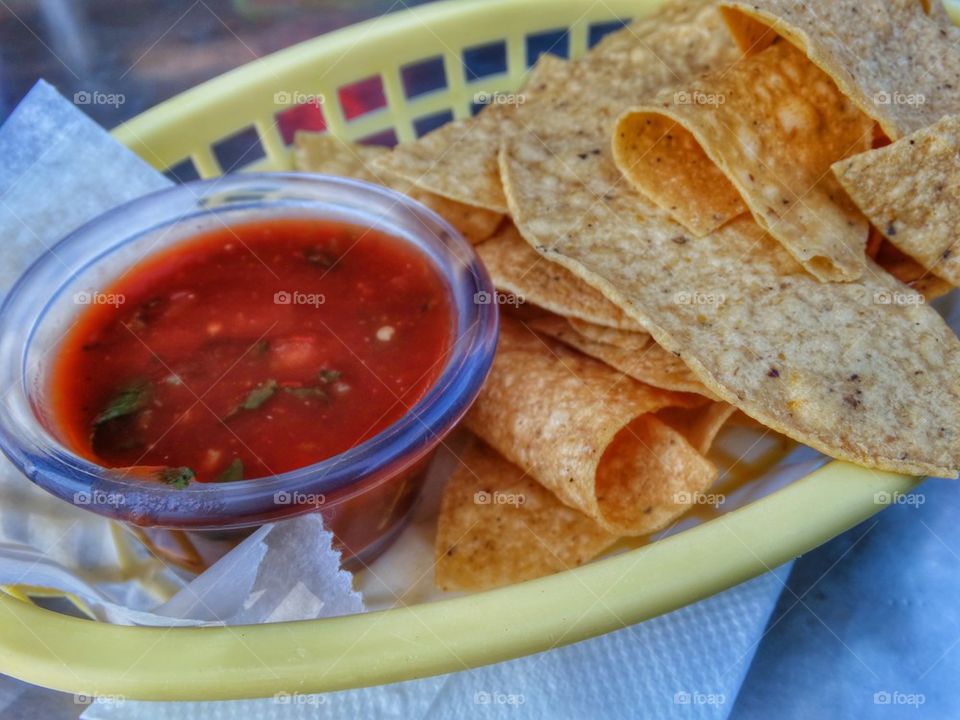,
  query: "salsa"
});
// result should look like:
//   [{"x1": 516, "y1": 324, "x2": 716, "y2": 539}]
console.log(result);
[{"x1": 50, "y1": 218, "x2": 453, "y2": 484}]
